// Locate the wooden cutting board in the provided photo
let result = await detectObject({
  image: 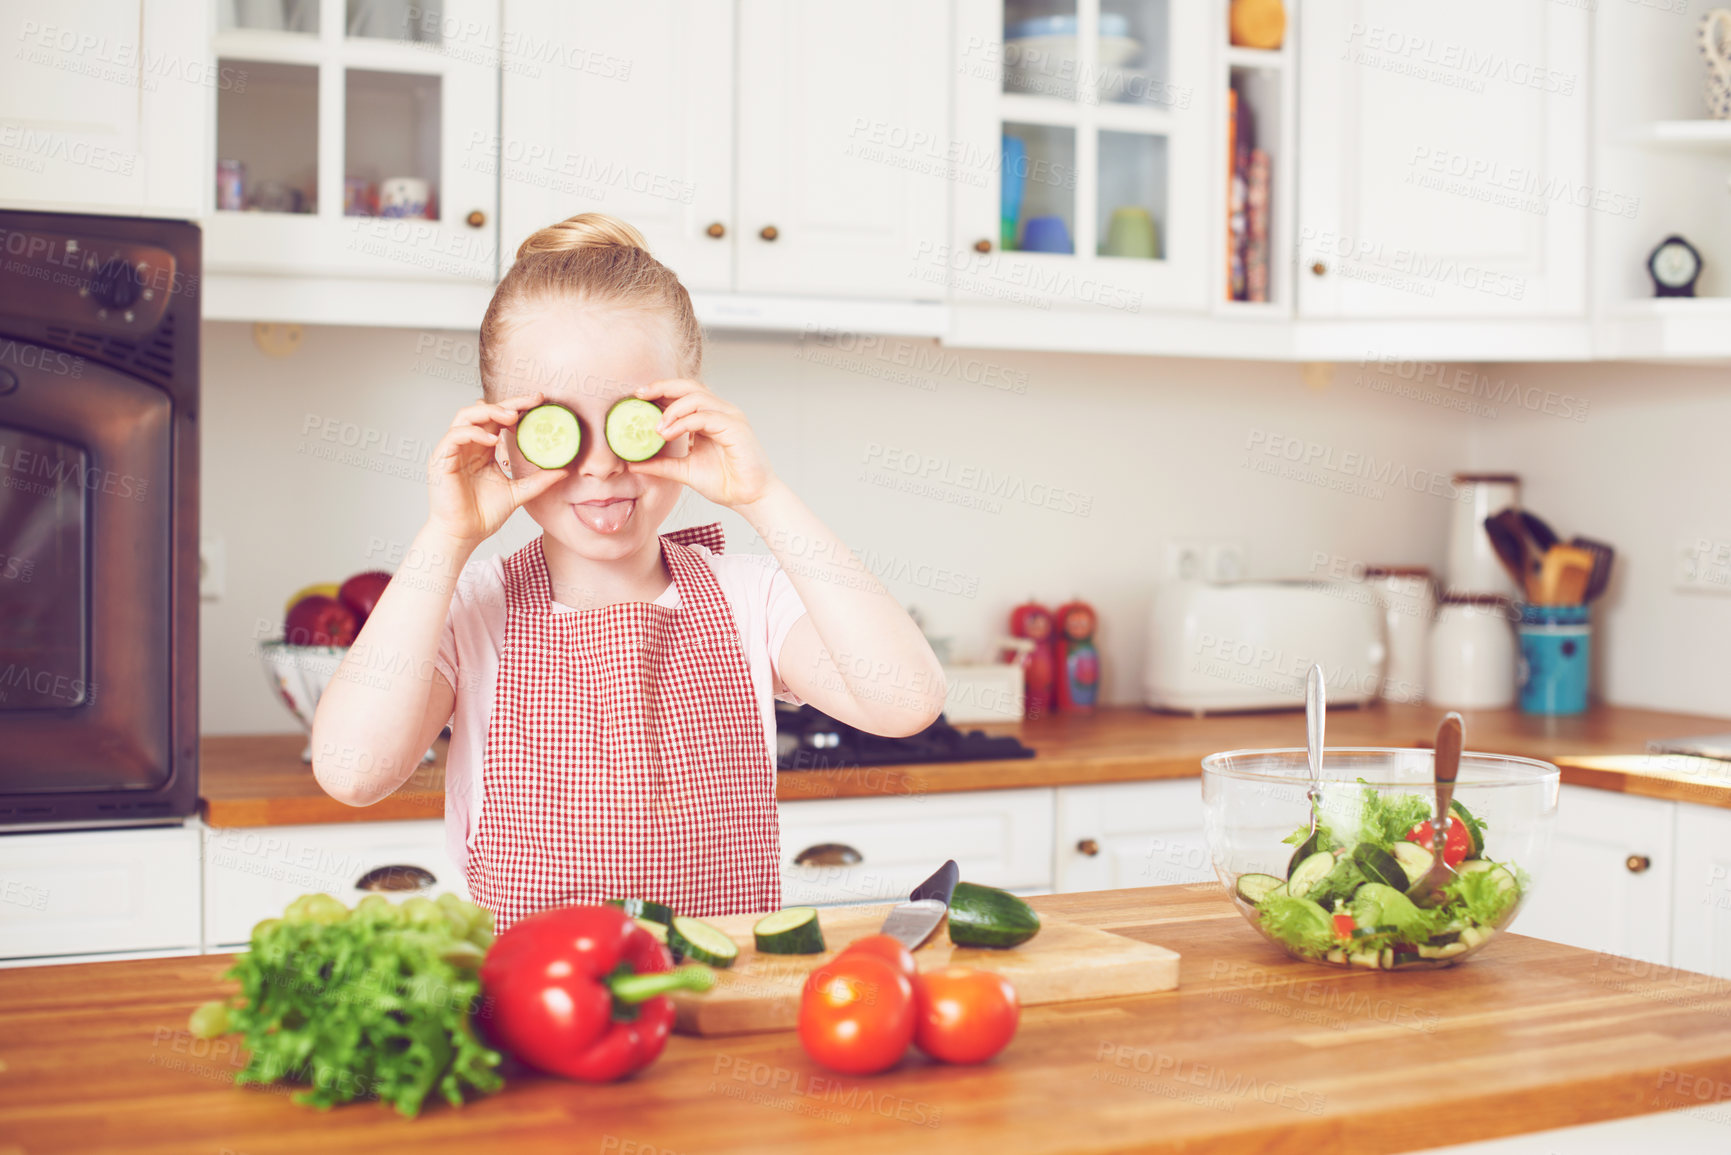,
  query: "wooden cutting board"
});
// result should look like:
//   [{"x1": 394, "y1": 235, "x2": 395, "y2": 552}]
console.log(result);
[{"x1": 669, "y1": 902, "x2": 1179, "y2": 1035}]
